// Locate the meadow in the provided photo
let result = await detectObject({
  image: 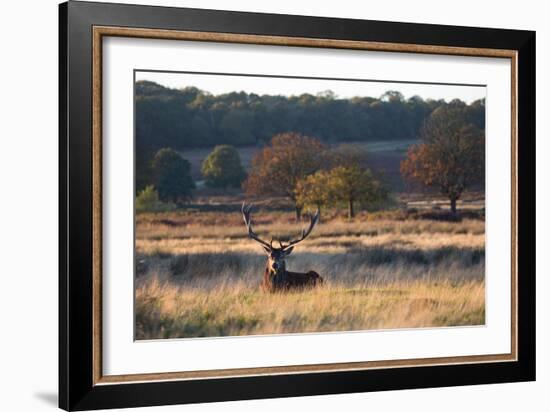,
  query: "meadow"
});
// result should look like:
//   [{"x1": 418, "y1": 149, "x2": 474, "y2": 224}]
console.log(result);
[{"x1": 135, "y1": 199, "x2": 485, "y2": 340}]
